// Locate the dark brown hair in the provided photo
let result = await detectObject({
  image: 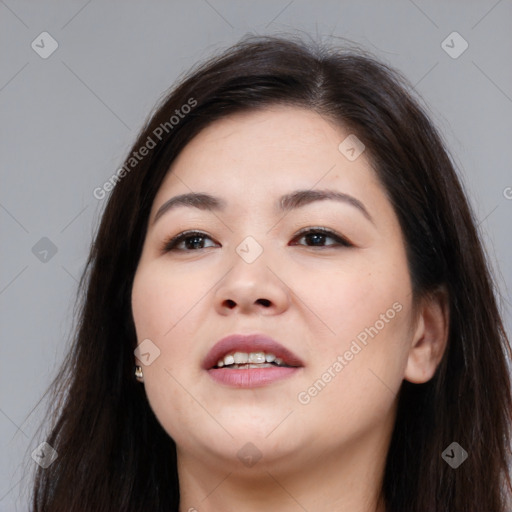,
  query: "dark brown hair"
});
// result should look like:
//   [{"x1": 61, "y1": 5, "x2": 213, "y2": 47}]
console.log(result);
[{"x1": 29, "y1": 34, "x2": 512, "y2": 511}]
